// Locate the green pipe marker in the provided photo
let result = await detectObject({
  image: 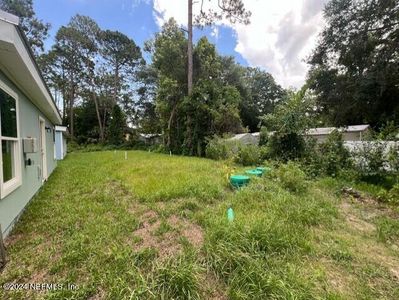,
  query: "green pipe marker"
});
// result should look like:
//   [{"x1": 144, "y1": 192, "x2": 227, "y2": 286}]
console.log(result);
[{"x1": 227, "y1": 206, "x2": 235, "y2": 222}]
